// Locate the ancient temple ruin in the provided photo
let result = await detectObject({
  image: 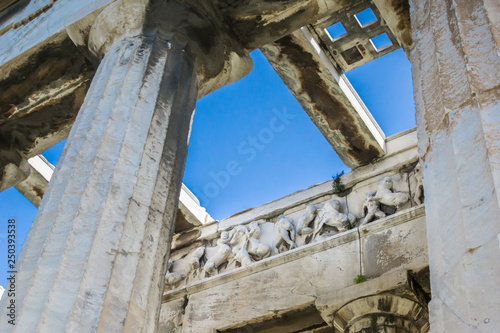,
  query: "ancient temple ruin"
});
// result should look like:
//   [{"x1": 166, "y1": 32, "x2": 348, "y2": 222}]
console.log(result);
[{"x1": 0, "y1": 0, "x2": 498, "y2": 332}]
